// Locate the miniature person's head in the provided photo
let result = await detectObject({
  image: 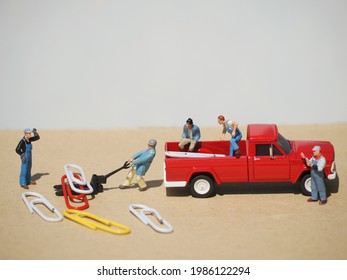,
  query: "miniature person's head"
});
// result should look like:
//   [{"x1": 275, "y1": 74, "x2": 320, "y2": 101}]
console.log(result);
[
  {"x1": 186, "y1": 118, "x2": 193, "y2": 128},
  {"x1": 217, "y1": 115, "x2": 225, "y2": 124},
  {"x1": 23, "y1": 128, "x2": 32, "y2": 140},
  {"x1": 148, "y1": 139, "x2": 157, "y2": 148},
  {"x1": 312, "y1": 145, "x2": 321, "y2": 156}
]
